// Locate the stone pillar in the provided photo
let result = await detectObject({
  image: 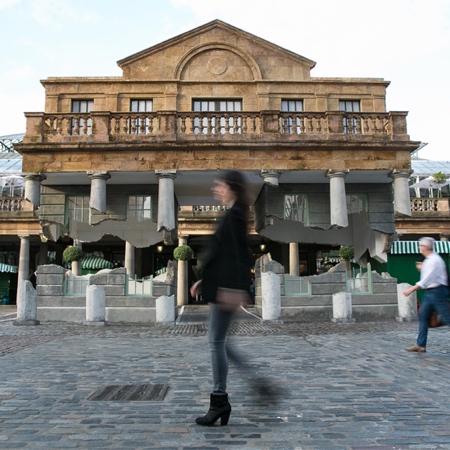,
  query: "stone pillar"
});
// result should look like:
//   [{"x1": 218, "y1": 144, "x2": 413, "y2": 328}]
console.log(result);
[
  {"x1": 261, "y1": 170, "x2": 282, "y2": 187},
  {"x1": 85, "y1": 285, "x2": 106, "y2": 325},
  {"x1": 389, "y1": 170, "x2": 412, "y2": 217},
  {"x1": 156, "y1": 295, "x2": 176, "y2": 323},
  {"x1": 327, "y1": 170, "x2": 349, "y2": 228},
  {"x1": 396, "y1": 283, "x2": 418, "y2": 322},
  {"x1": 261, "y1": 271, "x2": 281, "y2": 321},
  {"x1": 125, "y1": 241, "x2": 135, "y2": 279},
  {"x1": 17, "y1": 235, "x2": 30, "y2": 300},
  {"x1": 156, "y1": 170, "x2": 177, "y2": 244},
  {"x1": 331, "y1": 292, "x2": 355, "y2": 323},
  {"x1": 176, "y1": 235, "x2": 188, "y2": 307},
  {"x1": 88, "y1": 171, "x2": 111, "y2": 214},
  {"x1": 14, "y1": 280, "x2": 40, "y2": 326},
  {"x1": 71, "y1": 240, "x2": 83, "y2": 277},
  {"x1": 24, "y1": 173, "x2": 46, "y2": 206},
  {"x1": 289, "y1": 242, "x2": 299, "y2": 276}
]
